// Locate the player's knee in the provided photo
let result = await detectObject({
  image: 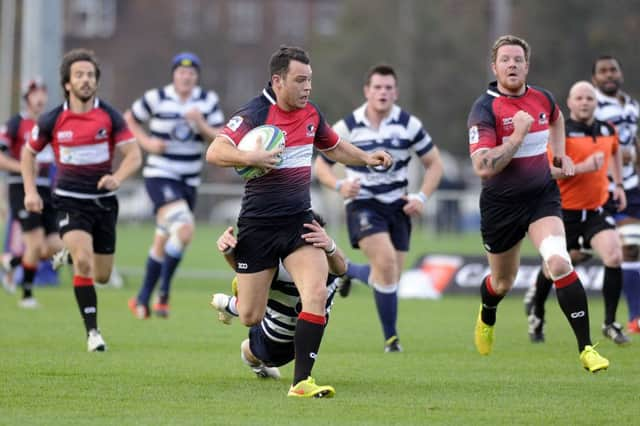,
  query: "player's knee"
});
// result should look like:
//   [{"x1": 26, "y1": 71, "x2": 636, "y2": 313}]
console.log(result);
[
  {"x1": 176, "y1": 222, "x2": 194, "y2": 245},
  {"x1": 601, "y1": 247, "x2": 623, "y2": 268},
  {"x1": 546, "y1": 255, "x2": 572, "y2": 280},
  {"x1": 491, "y1": 277, "x2": 514, "y2": 295},
  {"x1": 239, "y1": 312, "x2": 262, "y2": 327},
  {"x1": 72, "y1": 251, "x2": 93, "y2": 276},
  {"x1": 94, "y1": 270, "x2": 111, "y2": 284}
]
